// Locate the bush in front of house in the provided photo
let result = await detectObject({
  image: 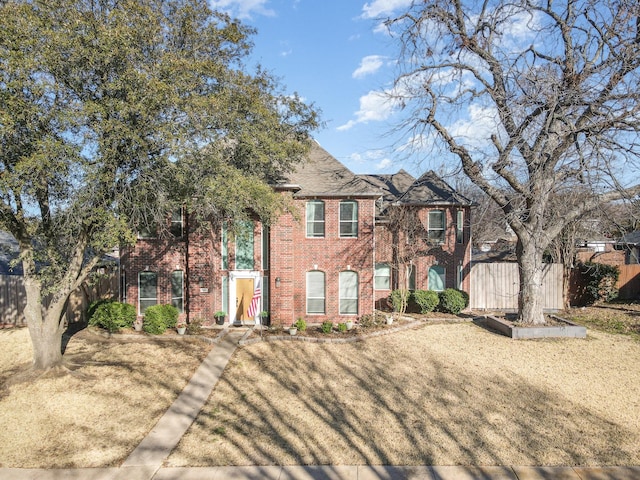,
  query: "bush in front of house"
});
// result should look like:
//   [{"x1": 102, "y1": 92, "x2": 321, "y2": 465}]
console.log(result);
[
  {"x1": 412, "y1": 289, "x2": 439, "y2": 313},
  {"x1": 390, "y1": 289, "x2": 410, "y2": 313},
  {"x1": 437, "y1": 288, "x2": 467, "y2": 315},
  {"x1": 143, "y1": 304, "x2": 180, "y2": 334},
  {"x1": 321, "y1": 321, "x2": 333, "y2": 334},
  {"x1": 88, "y1": 300, "x2": 136, "y2": 333}
]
